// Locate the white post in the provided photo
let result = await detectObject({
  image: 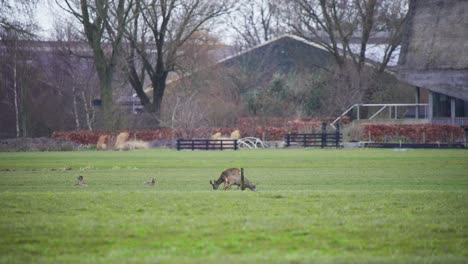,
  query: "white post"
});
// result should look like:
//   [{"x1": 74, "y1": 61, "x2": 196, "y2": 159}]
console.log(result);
[
  {"x1": 451, "y1": 97, "x2": 456, "y2": 125},
  {"x1": 415, "y1": 87, "x2": 420, "y2": 119},
  {"x1": 428, "y1": 91, "x2": 433, "y2": 121},
  {"x1": 357, "y1": 105, "x2": 360, "y2": 120}
]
